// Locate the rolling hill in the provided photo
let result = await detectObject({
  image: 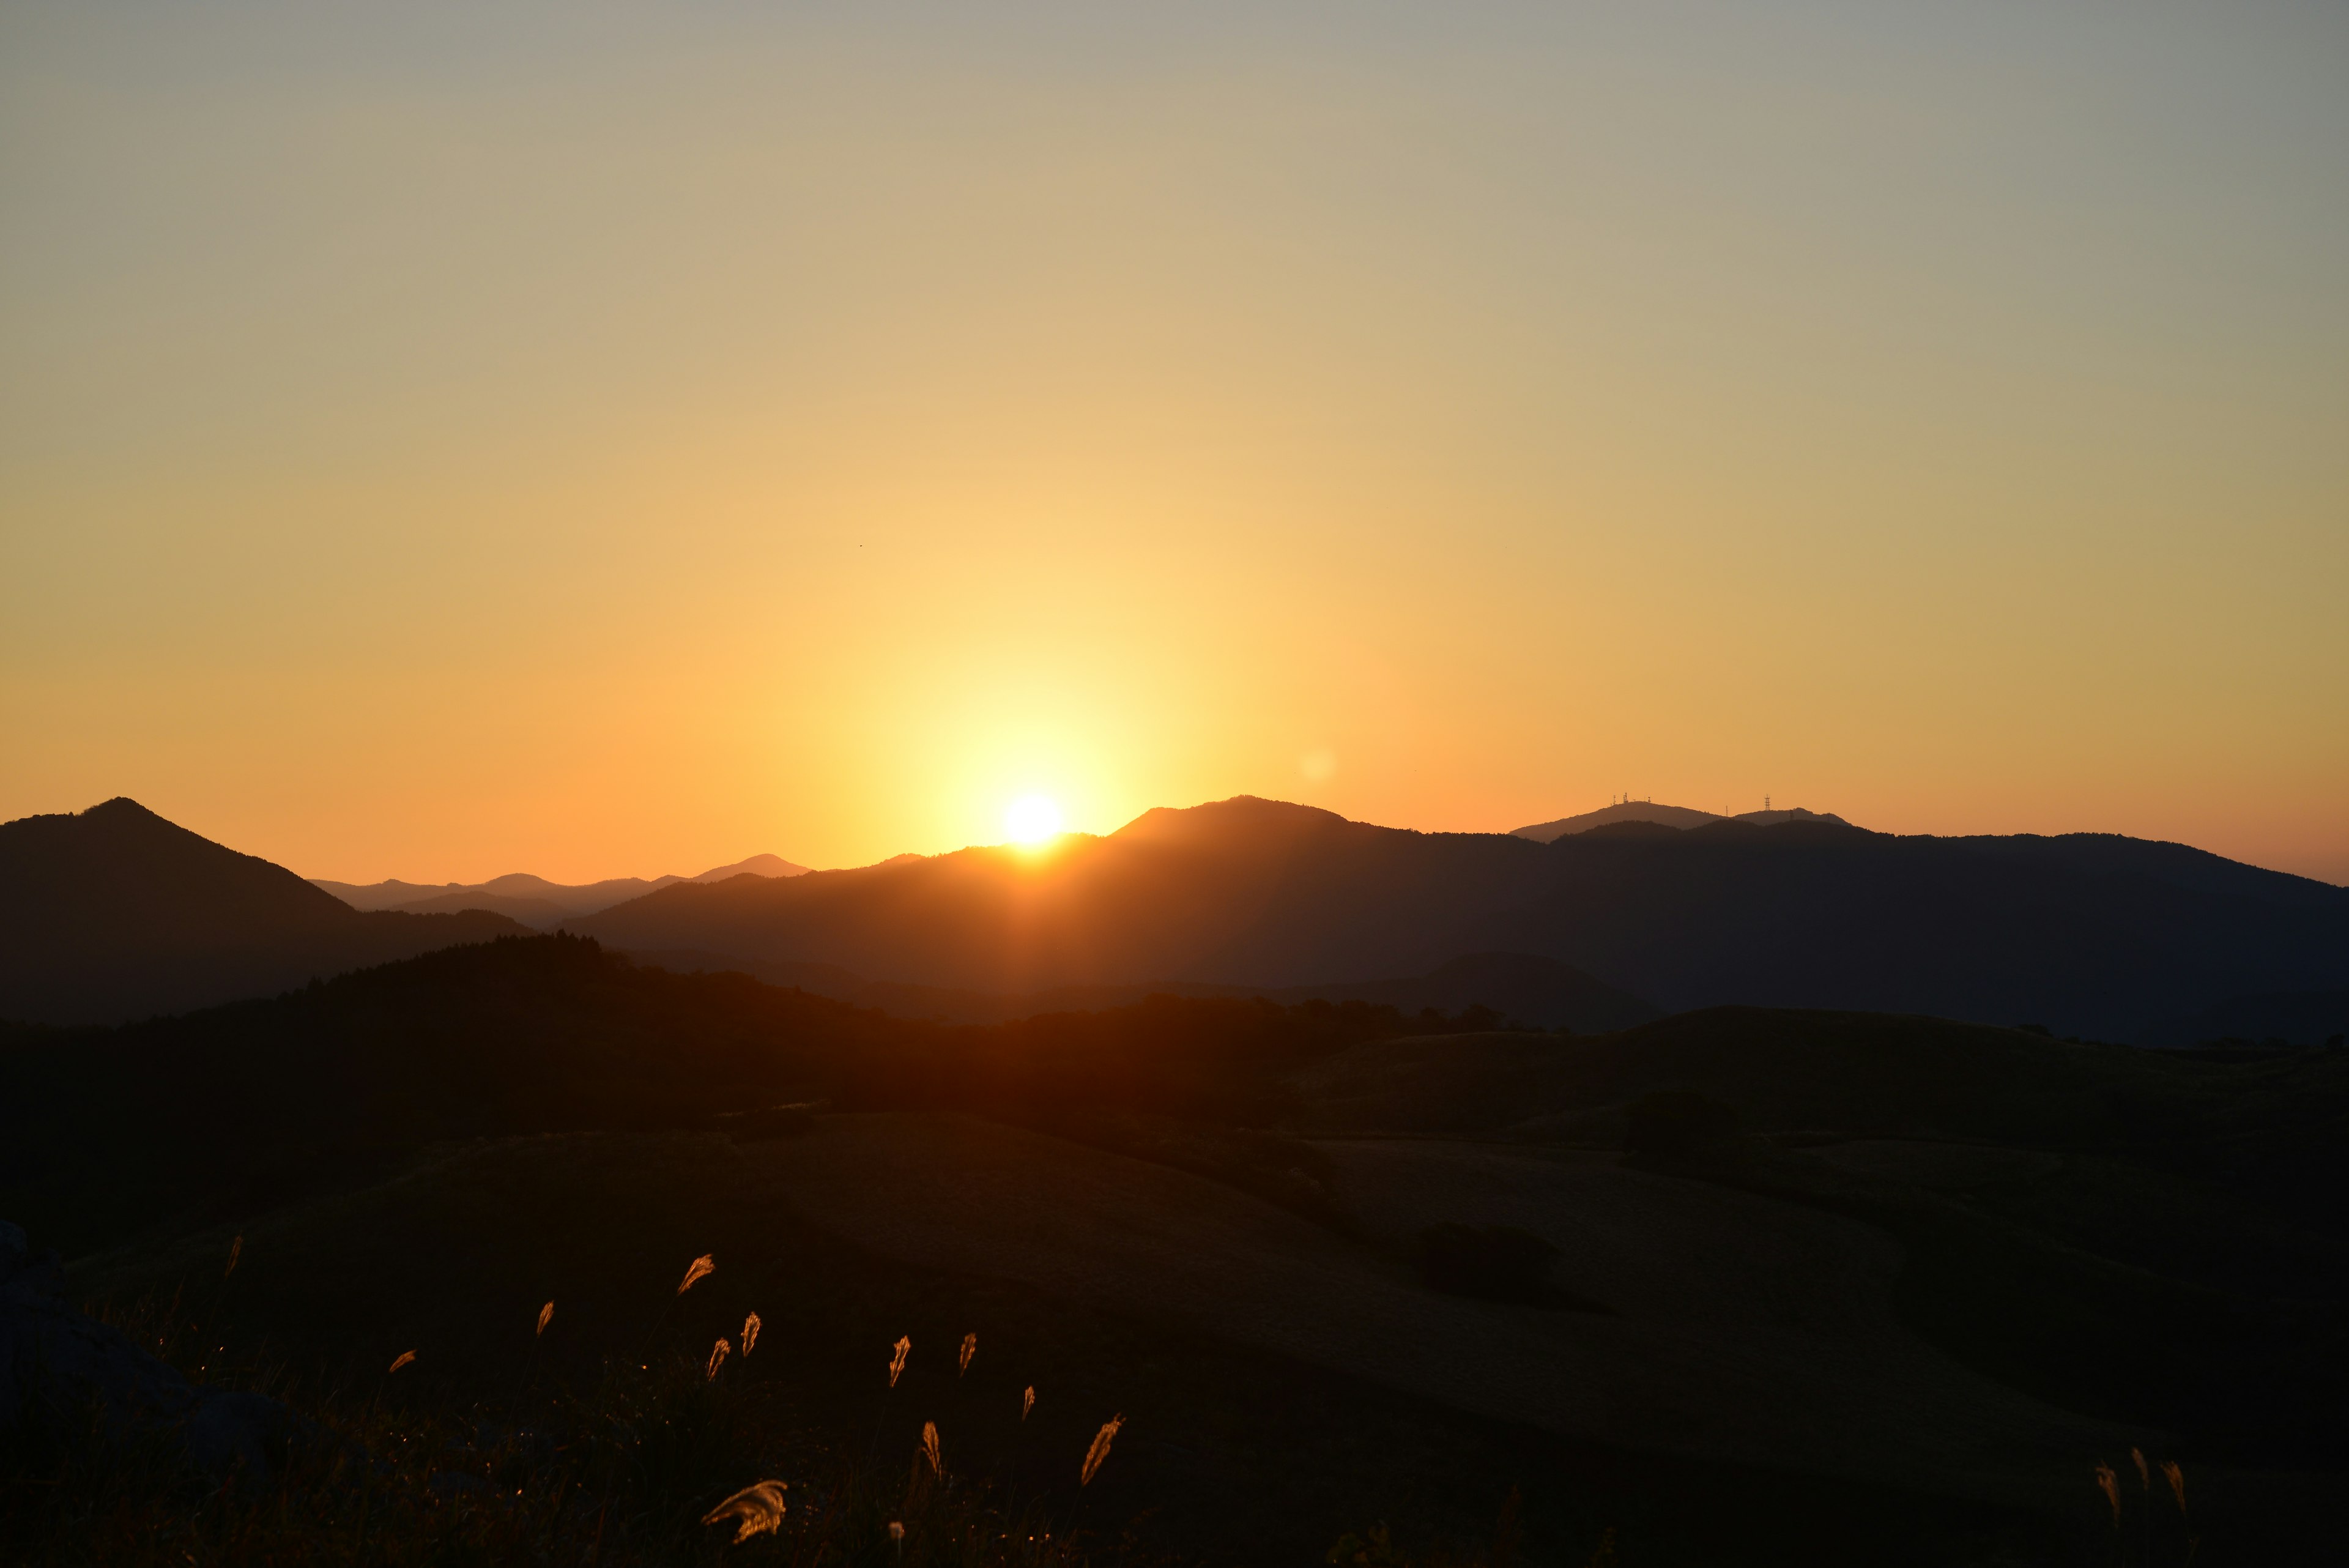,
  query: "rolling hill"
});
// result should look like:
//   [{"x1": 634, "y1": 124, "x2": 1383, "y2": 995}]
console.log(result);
[
  {"x1": 0, "y1": 798, "x2": 525, "y2": 1025},
  {"x1": 9, "y1": 935, "x2": 2343, "y2": 1561},
  {"x1": 625, "y1": 948, "x2": 1661, "y2": 1031},
  {"x1": 577, "y1": 796, "x2": 2349, "y2": 1040}
]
